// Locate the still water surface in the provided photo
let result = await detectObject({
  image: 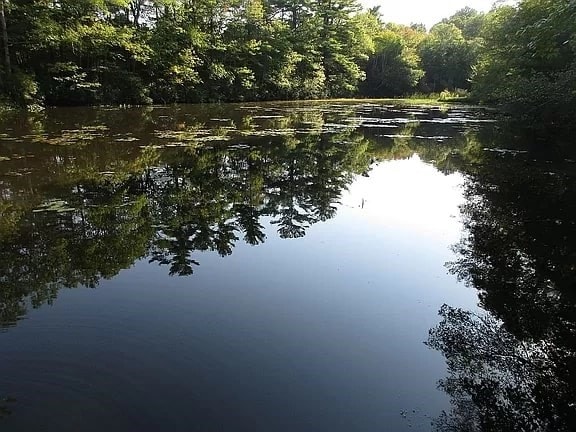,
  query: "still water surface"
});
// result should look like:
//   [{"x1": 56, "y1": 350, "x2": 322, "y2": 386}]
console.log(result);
[{"x1": 0, "y1": 102, "x2": 574, "y2": 431}]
